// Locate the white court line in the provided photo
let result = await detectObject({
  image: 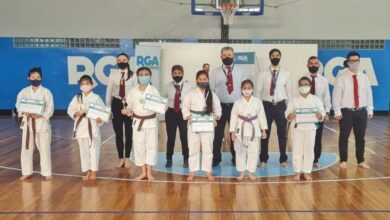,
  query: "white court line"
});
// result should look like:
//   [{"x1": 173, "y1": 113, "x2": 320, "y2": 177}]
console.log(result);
[
  {"x1": 324, "y1": 125, "x2": 376, "y2": 155},
  {"x1": 101, "y1": 134, "x2": 115, "y2": 145},
  {"x1": 0, "y1": 136, "x2": 18, "y2": 143},
  {"x1": 0, "y1": 165, "x2": 389, "y2": 185}
]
